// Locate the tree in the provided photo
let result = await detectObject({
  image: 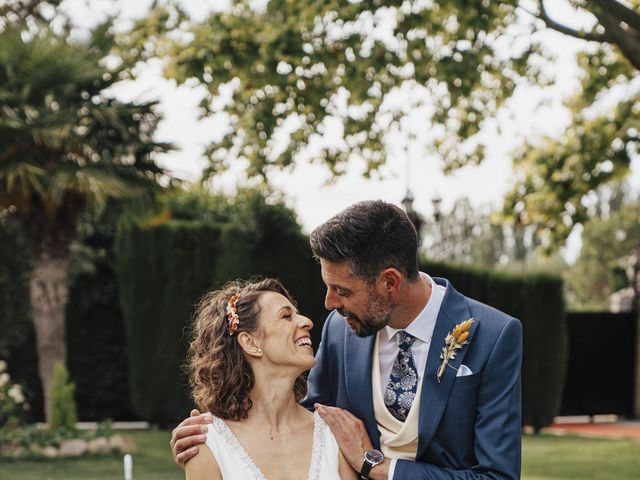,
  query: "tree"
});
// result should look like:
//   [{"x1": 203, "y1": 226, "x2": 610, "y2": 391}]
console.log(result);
[
  {"x1": 565, "y1": 186, "x2": 640, "y2": 310},
  {"x1": 502, "y1": 1, "x2": 639, "y2": 246},
  {"x1": 531, "y1": 1, "x2": 640, "y2": 70},
  {"x1": 0, "y1": 23, "x2": 171, "y2": 421},
  {"x1": 422, "y1": 197, "x2": 566, "y2": 273},
  {"x1": 127, "y1": 0, "x2": 542, "y2": 179}
]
